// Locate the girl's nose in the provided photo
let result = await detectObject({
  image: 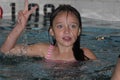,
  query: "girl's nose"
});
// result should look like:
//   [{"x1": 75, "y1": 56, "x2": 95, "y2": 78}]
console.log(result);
[{"x1": 64, "y1": 26, "x2": 70, "y2": 33}]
